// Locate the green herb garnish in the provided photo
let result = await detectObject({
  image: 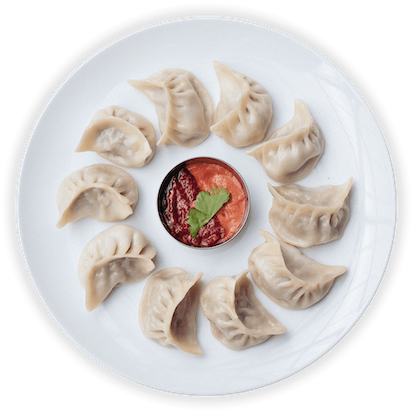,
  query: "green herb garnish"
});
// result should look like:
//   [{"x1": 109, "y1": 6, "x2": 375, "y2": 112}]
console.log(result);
[{"x1": 187, "y1": 187, "x2": 230, "y2": 238}]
